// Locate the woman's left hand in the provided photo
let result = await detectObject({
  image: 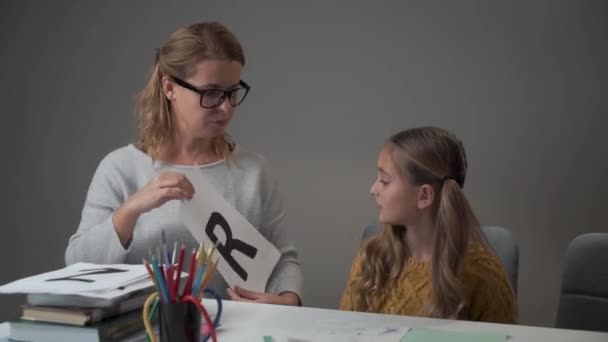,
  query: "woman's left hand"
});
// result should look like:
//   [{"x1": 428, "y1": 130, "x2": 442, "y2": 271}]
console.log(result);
[{"x1": 227, "y1": 286, "x2": 300, "y2": 306}]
